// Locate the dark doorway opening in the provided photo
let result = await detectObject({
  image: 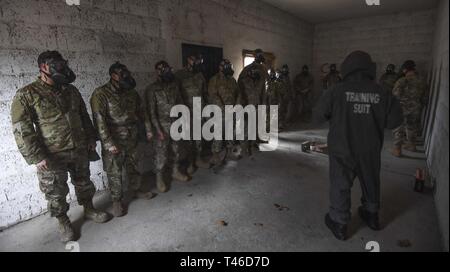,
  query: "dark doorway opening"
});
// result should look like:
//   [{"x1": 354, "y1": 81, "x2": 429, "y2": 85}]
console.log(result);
[{"x1": 182, "y1": 43, "x2": 223, "y2": 83}]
